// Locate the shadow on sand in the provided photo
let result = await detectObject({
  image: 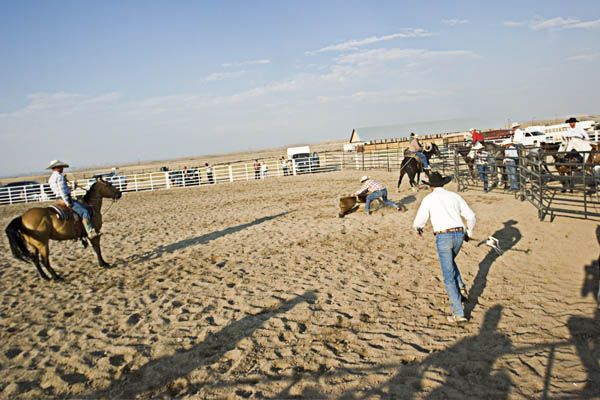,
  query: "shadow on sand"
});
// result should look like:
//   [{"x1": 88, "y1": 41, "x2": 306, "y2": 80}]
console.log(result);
[
  {"x1": 123, "y1": 211, "x2": 289, "y2": 264},
  {"x1": 83, "y1": 291, "x2": 316, "y2": 399},
  {"x1": 464, "y1": 219, "x2": 522, "y2": 318}
]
